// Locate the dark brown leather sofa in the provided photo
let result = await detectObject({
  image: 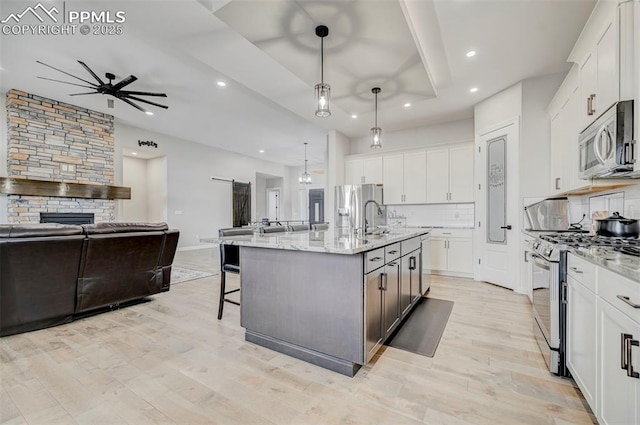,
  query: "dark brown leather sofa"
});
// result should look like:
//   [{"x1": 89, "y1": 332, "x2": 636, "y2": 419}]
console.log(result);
[{"x1": 0, "y1": 222, "x2": 179, "y2": 336}]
